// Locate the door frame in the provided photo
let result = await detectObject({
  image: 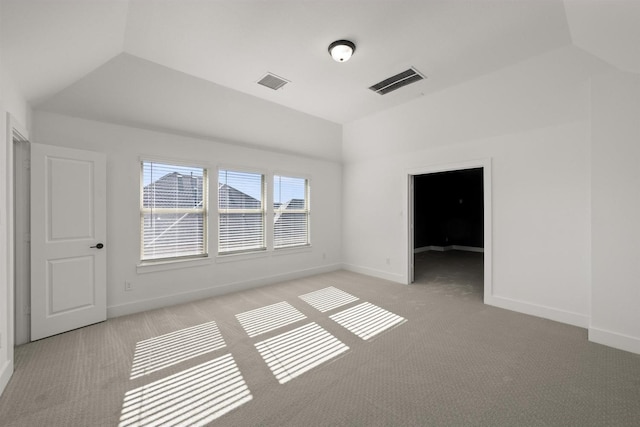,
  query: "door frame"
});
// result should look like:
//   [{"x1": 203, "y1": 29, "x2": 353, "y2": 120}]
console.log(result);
[
  {"x1": 405, "y1": 158, "x2": 492, "y2": 303},
  {"x1": 4, "y1": 114, "x2": 28, "y2": 387}
]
